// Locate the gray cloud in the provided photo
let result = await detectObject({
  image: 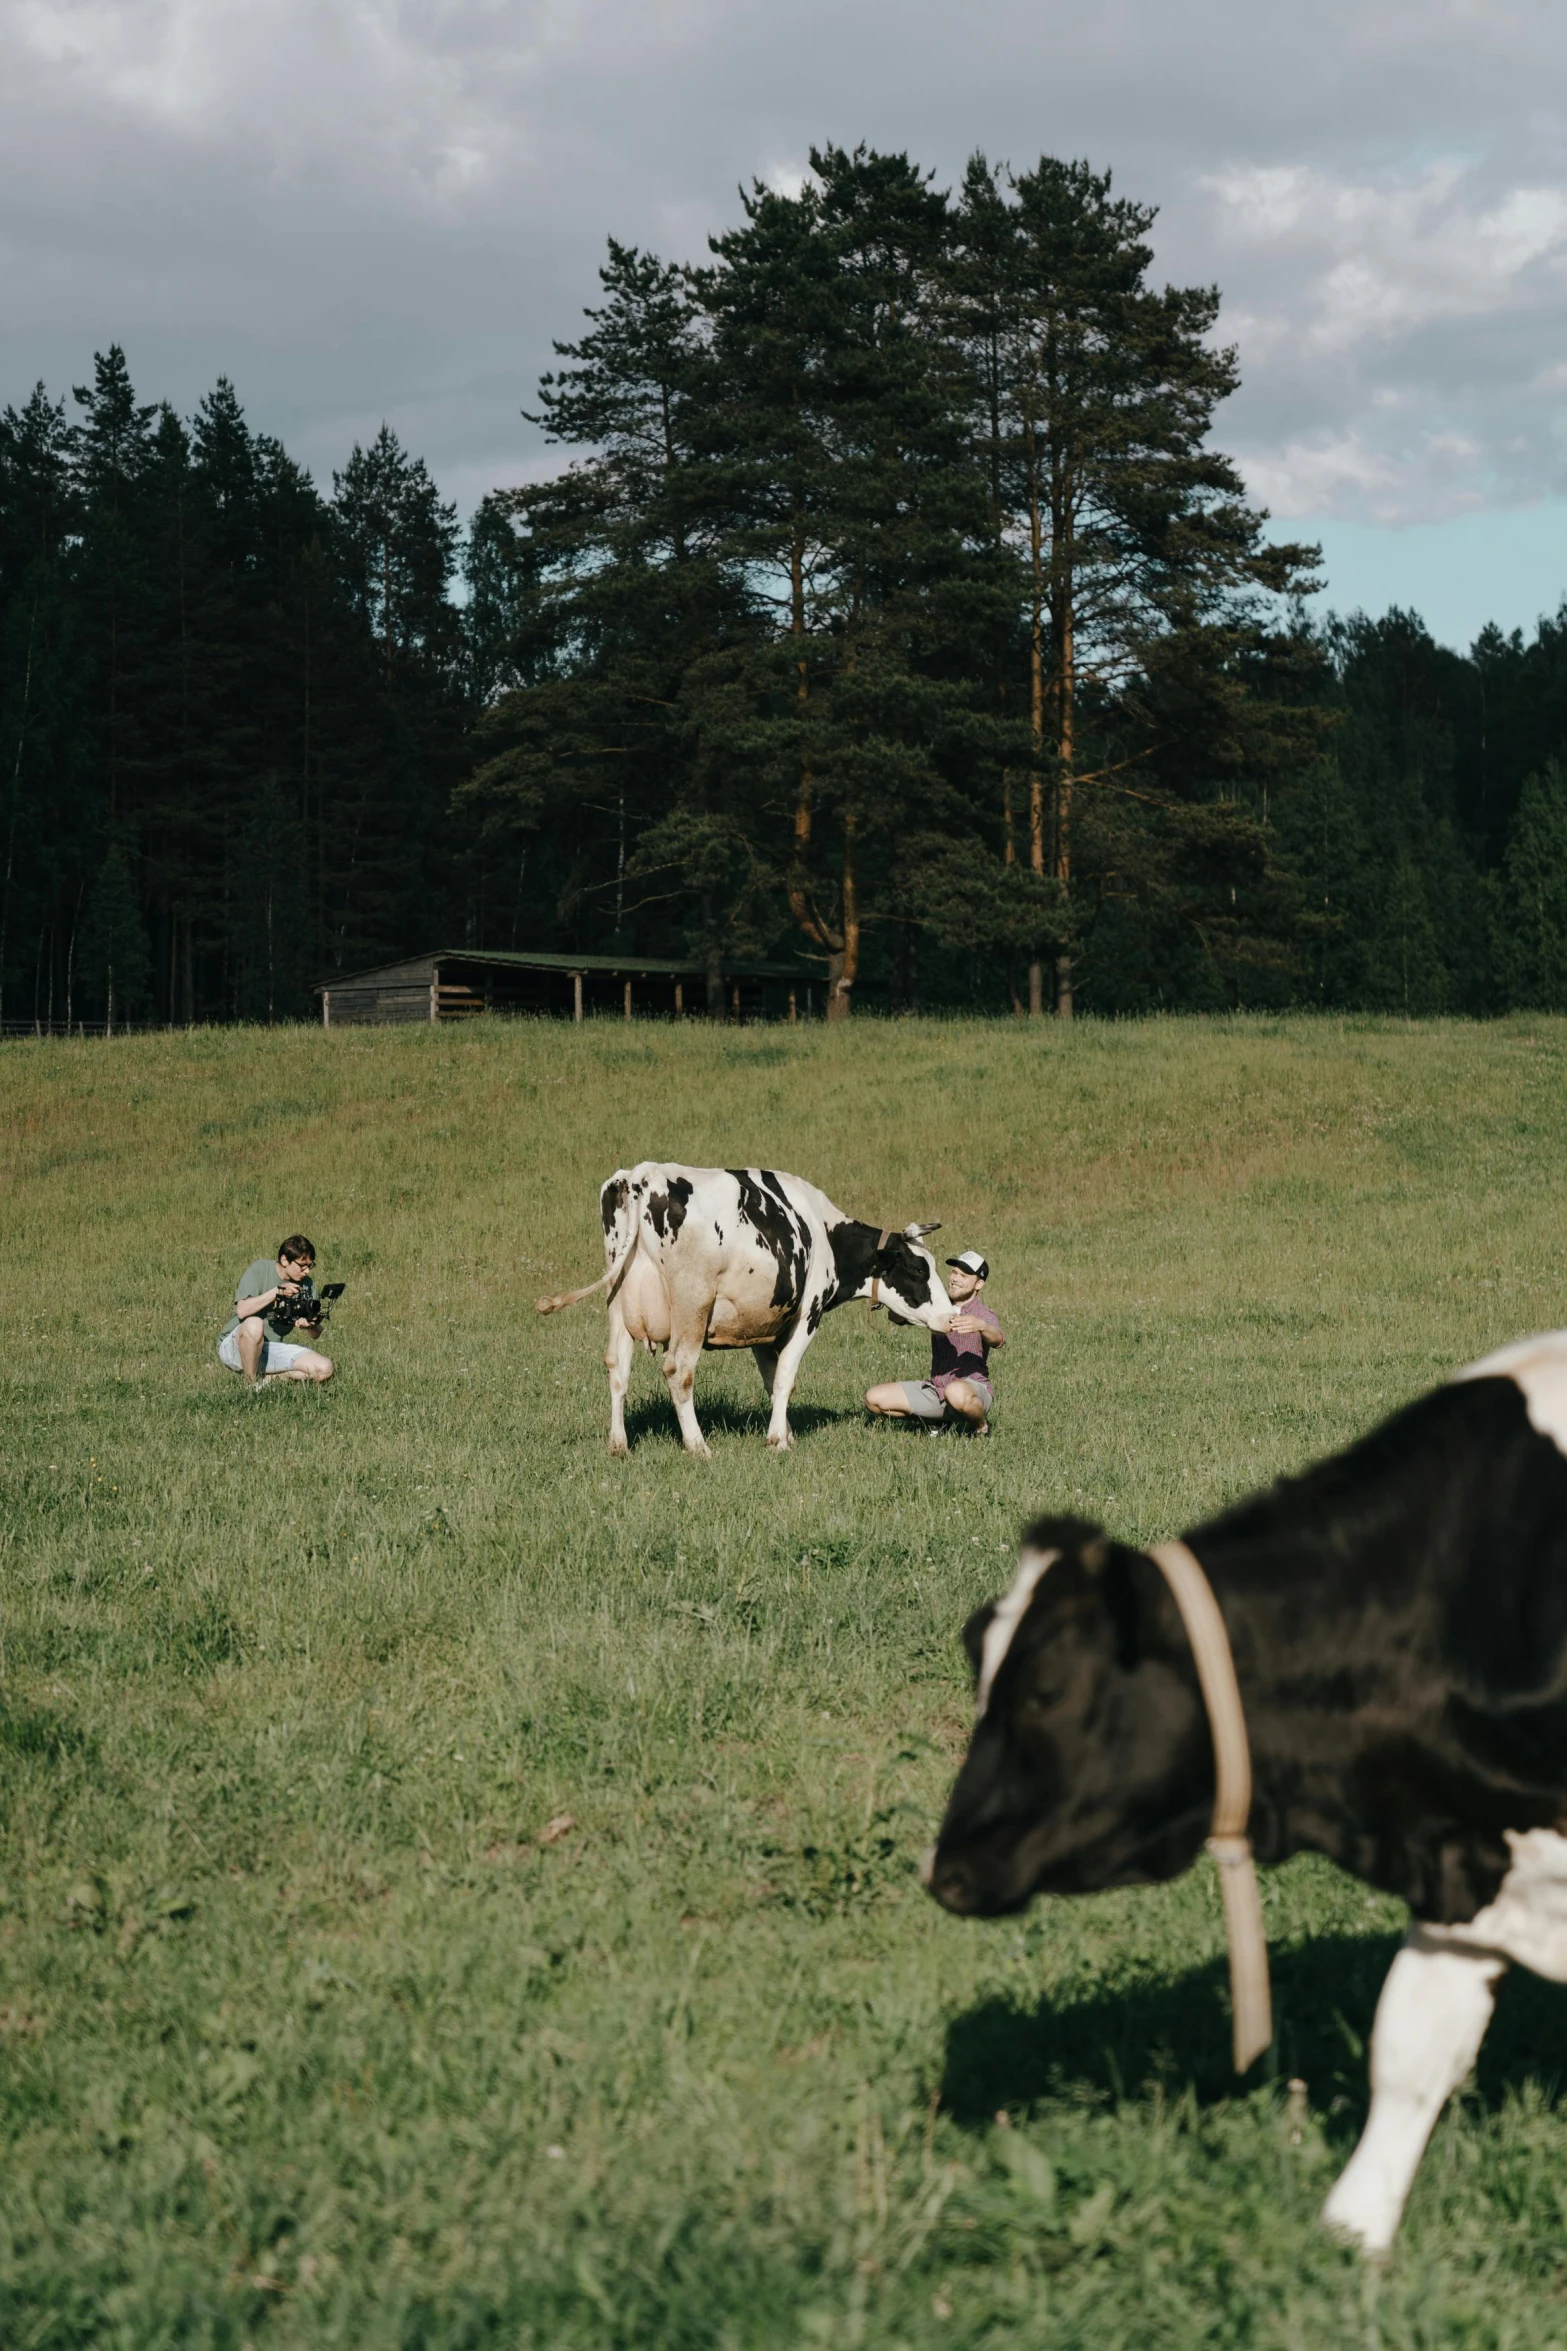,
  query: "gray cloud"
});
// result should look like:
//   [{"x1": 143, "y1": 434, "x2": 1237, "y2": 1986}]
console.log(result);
[{"x1": 3, "y1": 0, "x2": 1564, "y2": 533}]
